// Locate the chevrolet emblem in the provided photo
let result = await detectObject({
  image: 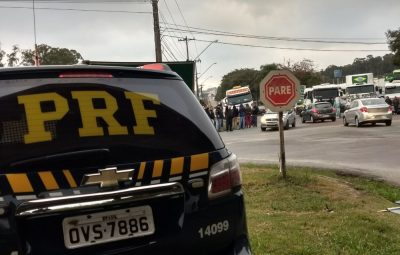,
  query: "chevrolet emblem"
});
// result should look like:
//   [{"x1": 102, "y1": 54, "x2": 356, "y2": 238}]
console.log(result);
[{"x1": 82, "y1": 167, "x2": 134, "y2": 188}]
